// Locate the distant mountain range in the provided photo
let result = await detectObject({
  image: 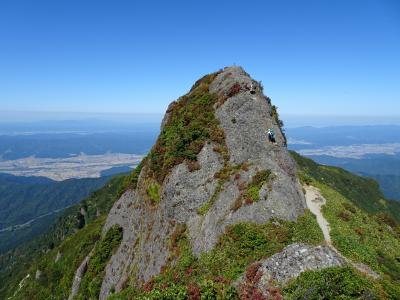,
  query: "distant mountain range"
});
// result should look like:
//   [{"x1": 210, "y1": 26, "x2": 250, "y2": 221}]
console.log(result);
[{"x1": 0, "y1": 131, "x2": 157, "y2": 160}]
